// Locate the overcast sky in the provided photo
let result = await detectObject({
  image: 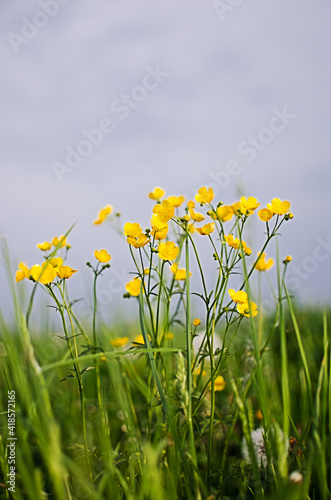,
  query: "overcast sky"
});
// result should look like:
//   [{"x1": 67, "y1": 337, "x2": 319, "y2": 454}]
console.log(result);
[{"x1": 1, "y1": 0, "x2": 330, "y2": 323}]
